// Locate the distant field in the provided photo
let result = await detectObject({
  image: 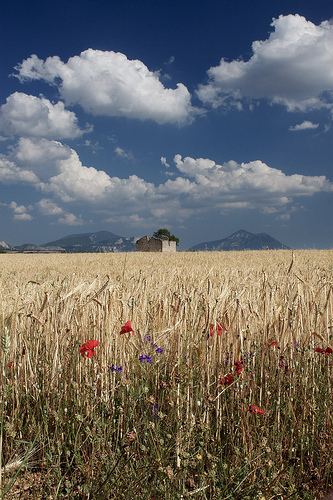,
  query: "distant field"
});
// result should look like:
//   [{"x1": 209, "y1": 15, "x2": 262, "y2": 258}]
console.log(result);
[{"x1": 0, "y1": 250, "x2": 332, "y2": 499}]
